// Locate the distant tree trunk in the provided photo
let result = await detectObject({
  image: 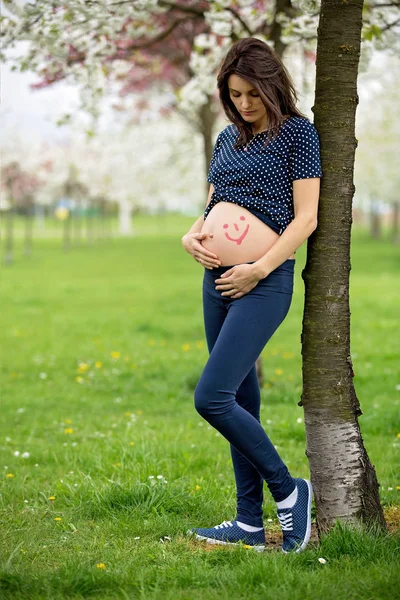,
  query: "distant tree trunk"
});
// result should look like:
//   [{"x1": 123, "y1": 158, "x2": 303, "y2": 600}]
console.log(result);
[
  {"x1": 99, "y1": 200, "x2": 106, "y2": 239},
  {"x1": 86, "y1": 201, "x2": 93, "y2": 245},
  {"x1": 63, "y1": 213, "x2": 72, "y2": 252},
  {"x1": 119, "y1": 200, "x2": 133, "y2": 235},
  {"x1": 199, "y1": 97, "x2": 218, "y2": 199},
  {"x1": 4, "y1": 205, "x2": 13, "y2": 266},
  {"x1": 303, "y1": 0, "x2": 386, "y2": 536},
  {"x1": 74, "y1": 195, "x2": 83, "y2": 246},
  {"x1": 370, "y1": 199, "x2": 381, "y2": 239},
  {"x1": 270, "y1": 0, "x2": 291, "y2": 58},
  {"x1": 392, "y1": 201, "x2": 399, "y2": 245},
  {"x1": 24, "y1": 204, "x2": 34, "y2": 257},
  {"x1": 34, "y1": 203, "x2": 46, "y2": 231}
]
